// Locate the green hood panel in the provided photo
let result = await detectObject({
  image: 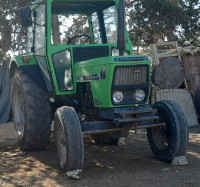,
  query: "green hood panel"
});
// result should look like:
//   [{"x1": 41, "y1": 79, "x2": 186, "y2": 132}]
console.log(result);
[{"x1": 74, "y1": 56, "x2": 151, "y2": 108}]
